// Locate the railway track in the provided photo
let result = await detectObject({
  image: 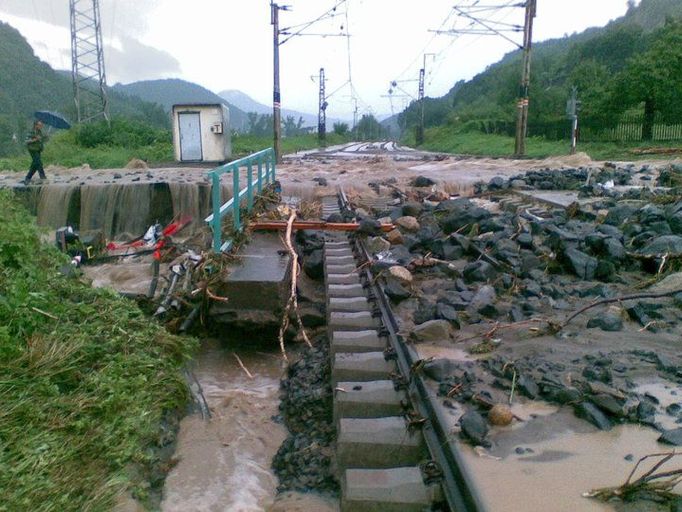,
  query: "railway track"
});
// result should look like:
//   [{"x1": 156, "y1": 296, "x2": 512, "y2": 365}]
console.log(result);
[{"x1": 321, "y1": 191, "x2": 486, "y2": 512}]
